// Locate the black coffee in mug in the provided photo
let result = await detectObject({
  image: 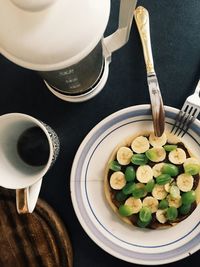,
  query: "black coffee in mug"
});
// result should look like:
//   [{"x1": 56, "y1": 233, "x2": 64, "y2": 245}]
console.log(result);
[{"x1": 17, "y1": 126, "x2": 50, "y2": 166}]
